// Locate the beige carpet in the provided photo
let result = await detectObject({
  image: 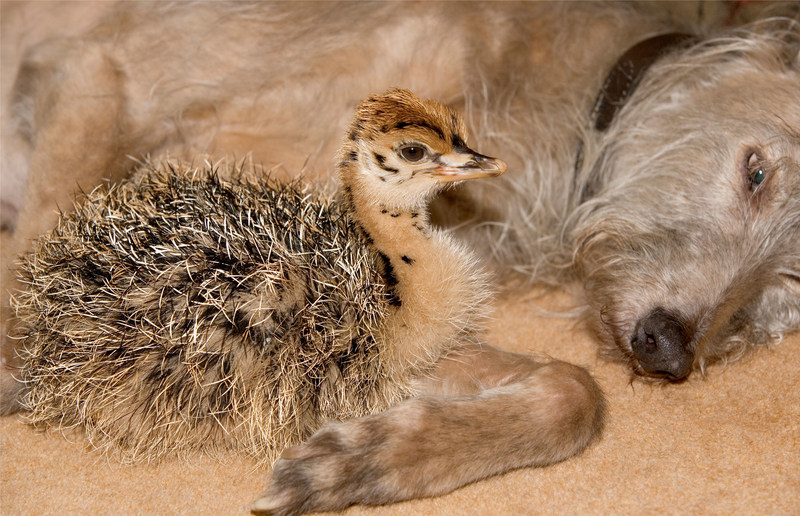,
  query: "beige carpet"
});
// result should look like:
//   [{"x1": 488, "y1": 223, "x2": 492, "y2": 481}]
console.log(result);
[{"x1": 2, "y1": 290, "x2": 798, "y2": 516}]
